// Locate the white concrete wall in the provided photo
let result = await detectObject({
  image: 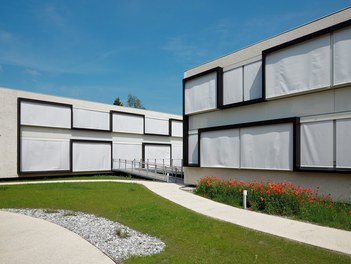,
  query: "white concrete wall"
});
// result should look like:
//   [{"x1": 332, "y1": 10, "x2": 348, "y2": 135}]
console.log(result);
[
  {"x1": 184, "y1": 167, "x2": 351, "y2": 202},
  {"x1": 188, "y1": 86, "x2": 351, "y2": 130},
  {"x1": 0, "y1": 87, "x2": 182, "y2": 178}
]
